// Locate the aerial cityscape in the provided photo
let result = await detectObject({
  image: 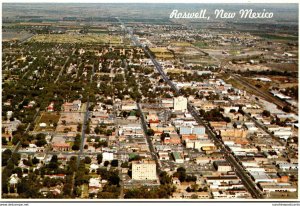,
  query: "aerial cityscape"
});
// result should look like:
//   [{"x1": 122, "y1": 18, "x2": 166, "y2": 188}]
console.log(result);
[{"x1": 1, "y1": 3, "x2": 298, "y2": 200}]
